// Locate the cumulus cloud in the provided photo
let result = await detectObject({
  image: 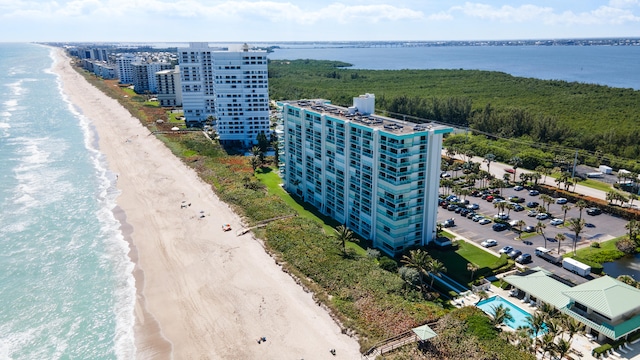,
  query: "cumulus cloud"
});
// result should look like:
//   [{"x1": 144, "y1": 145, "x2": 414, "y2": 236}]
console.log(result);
[
  {"x1": 1, "y1": 0, "x2": 424, "y2": 24},
  {"x1": 450, "y1": 2, "x2": 640, "y2": 25}
]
